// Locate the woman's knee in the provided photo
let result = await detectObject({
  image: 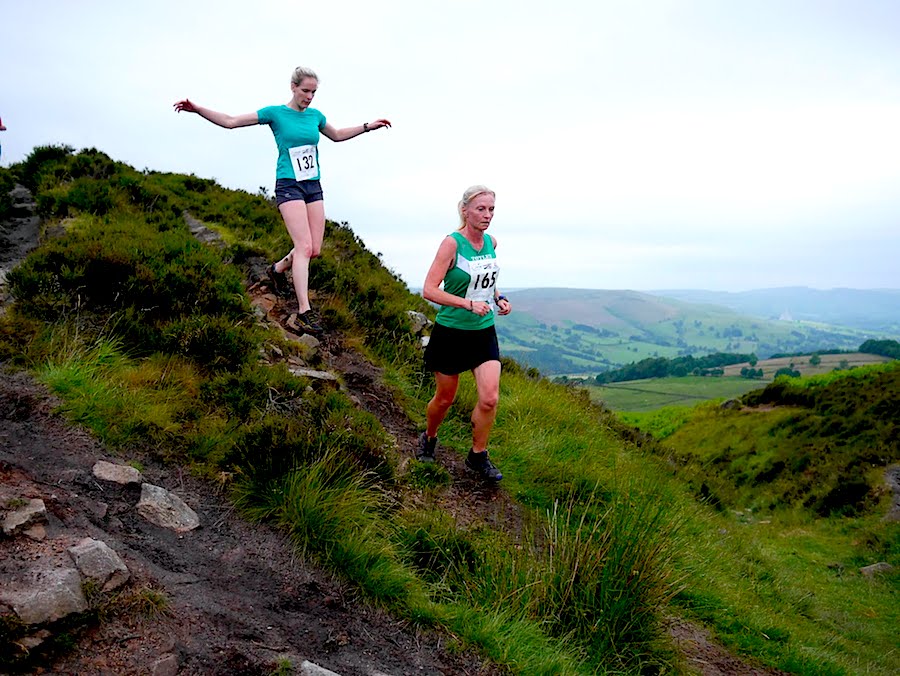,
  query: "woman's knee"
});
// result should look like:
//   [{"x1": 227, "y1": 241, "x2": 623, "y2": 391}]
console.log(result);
[
  {"x1": 290, "y1": 241, "x2": 314, "y2": 259},
  {"x1": 432, "y1": 389, "x2": 456, "y2": 409},
  {"x1": 477, "y1": 391, "x2": 499, "y2": 411}
]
